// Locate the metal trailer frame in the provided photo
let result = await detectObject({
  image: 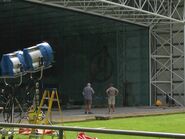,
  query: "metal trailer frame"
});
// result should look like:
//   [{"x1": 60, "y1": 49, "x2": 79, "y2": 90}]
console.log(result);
[{"x1": 24, "y1": 0, "x2": 185, "y2": 106}]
